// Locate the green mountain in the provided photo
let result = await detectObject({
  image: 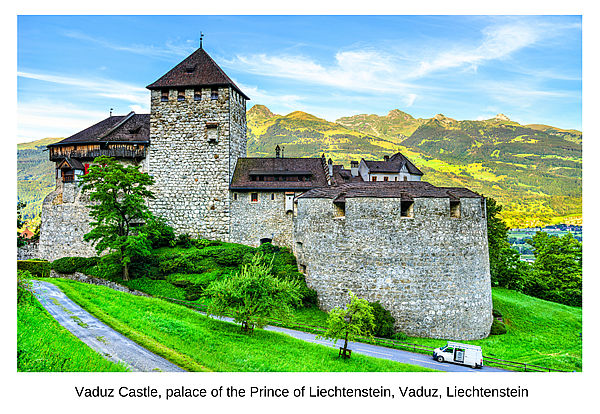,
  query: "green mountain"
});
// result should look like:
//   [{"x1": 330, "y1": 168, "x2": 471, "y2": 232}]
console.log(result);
[
  {"x1": 17, "y1": 137, "x2": 63, "y2": 222},
  {"x1": 16, "y1": 108, "x2": 582, "y2": 229}
]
